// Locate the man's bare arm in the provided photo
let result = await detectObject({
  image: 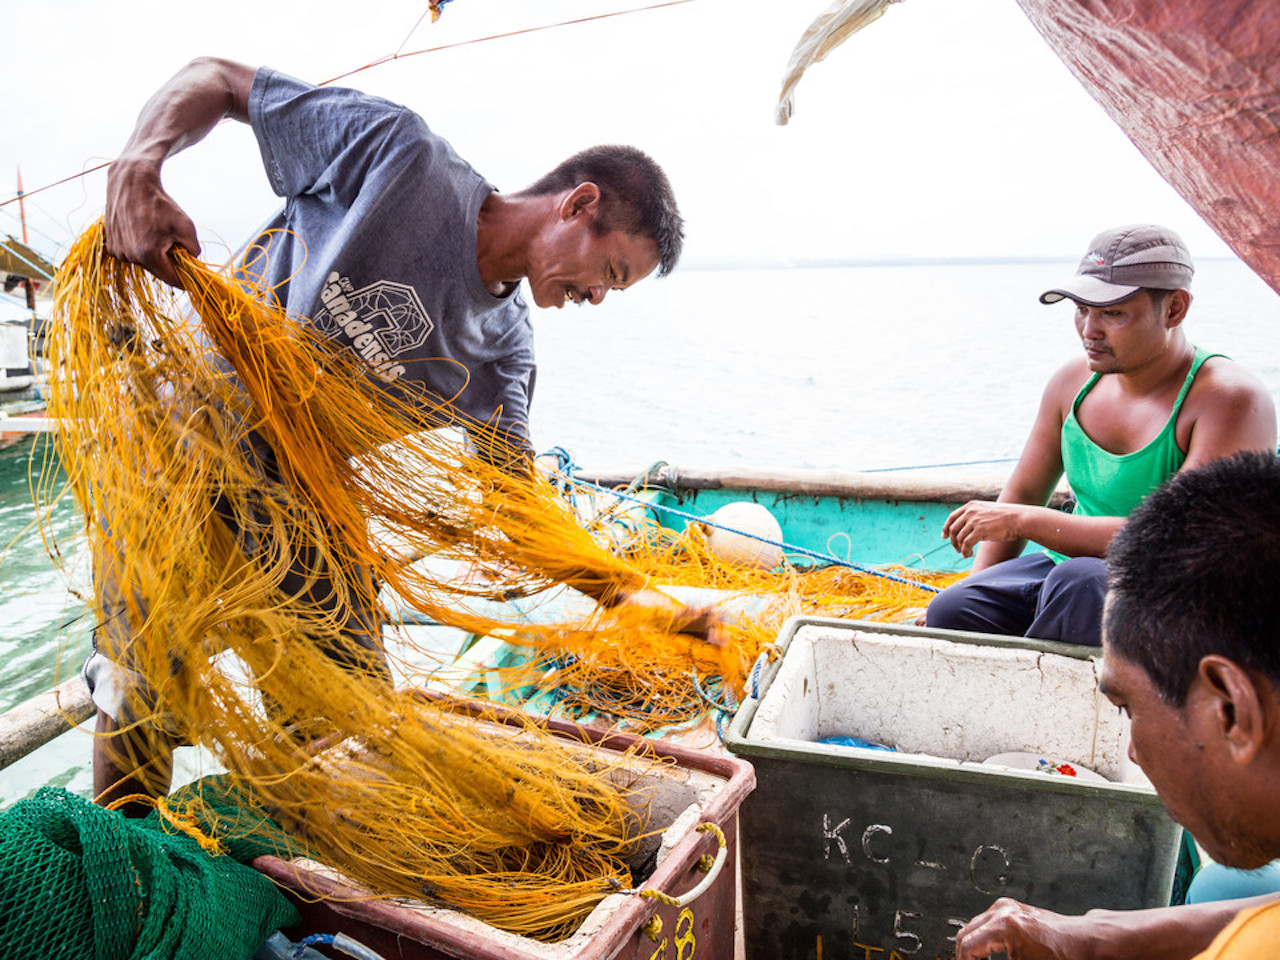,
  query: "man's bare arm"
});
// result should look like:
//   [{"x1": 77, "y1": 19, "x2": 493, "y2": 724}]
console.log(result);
[
  {"x1": 955, "y1": 895, "x2": 1277, "y2": 960},
  {"x1": 948, "y1": 361, "x2": 1082, "y2": 571},
  {"x1": 105, "y1": 57, "x2": 256, "y2": 285},
  {"x1": 953, "y1": 360, "x2": 1279, "y2": 564},
  {"x1": 947, "y1": 502, "x2": 1123, "y2": 563}
]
